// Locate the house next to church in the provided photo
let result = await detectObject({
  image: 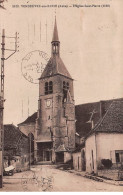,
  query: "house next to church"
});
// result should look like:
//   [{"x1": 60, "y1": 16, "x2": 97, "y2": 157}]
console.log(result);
[{"x1": 85, "y1": 99, "x2": 123, "y2": 180}]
